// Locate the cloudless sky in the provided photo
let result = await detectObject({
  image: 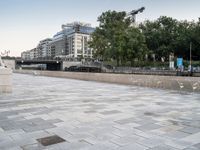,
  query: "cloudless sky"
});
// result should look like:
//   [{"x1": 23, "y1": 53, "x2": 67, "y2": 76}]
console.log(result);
[{"x1": 0, "y1": 0, "x2": 200, "y2": 56}]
